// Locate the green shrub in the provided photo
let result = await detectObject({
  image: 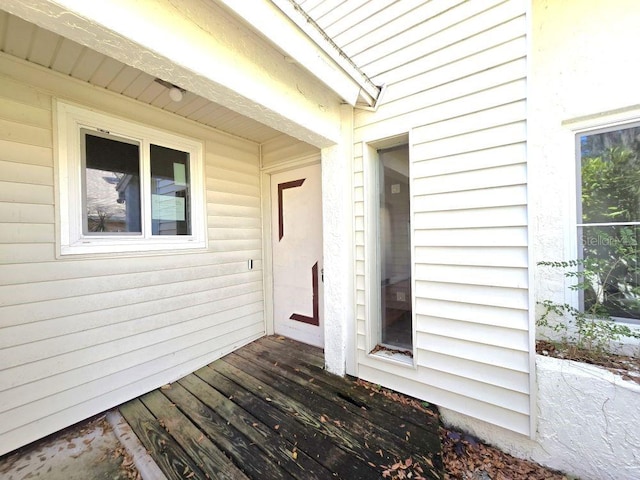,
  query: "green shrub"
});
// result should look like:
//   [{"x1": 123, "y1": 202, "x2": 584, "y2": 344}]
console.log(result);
[{"x1": 537, "y1": 259, "x2": 640, "y2": 358}]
